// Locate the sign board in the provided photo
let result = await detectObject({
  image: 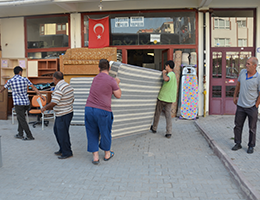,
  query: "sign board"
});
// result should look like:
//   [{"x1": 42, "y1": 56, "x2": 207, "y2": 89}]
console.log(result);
[
  {"x1": 150, "y1": 34, "x2": 161, "y2": 43},
  {"x1": 257, "y1": 47, "x2": 260, "y2": 53},
  {"x1": 115, "y1": 17, "x2": 129, "y2": 28},
  {"x1": 130, "y1": 16, "x2": 144, "y2": 27}
]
